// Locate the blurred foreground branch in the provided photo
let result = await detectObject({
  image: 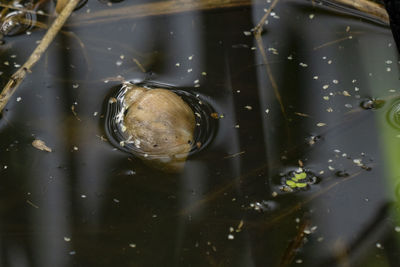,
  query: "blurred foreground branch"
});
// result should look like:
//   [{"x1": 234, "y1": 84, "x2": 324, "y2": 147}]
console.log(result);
[
  {"x1": 69, "y1": 0, "x2": 388, "y2": 27},
  {"x1": 0, "y1": 0, "x2": 80, "y2": 113},
  {"x1": 328, "y1": 0, "x2": 388, "y2": 24},
  {"x1": 69, "y1": 0, "x2": 255, "y2": 26}
]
